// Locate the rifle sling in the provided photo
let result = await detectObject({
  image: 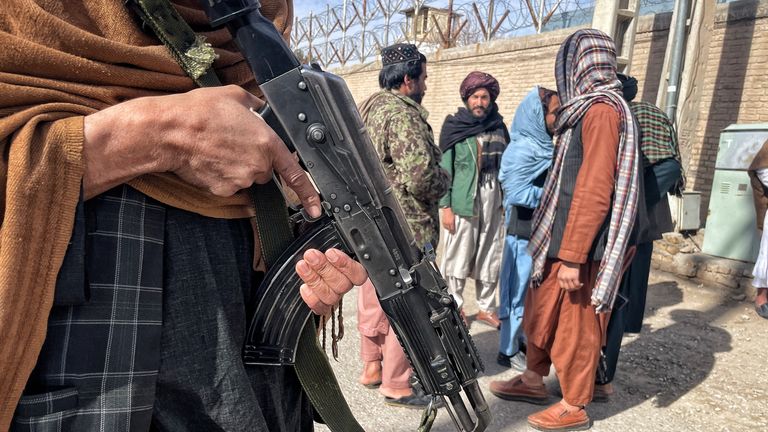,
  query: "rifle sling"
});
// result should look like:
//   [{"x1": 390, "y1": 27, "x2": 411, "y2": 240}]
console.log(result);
[{"x1": 129, "y1": 1, "x2": 362, "y2": 430}]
